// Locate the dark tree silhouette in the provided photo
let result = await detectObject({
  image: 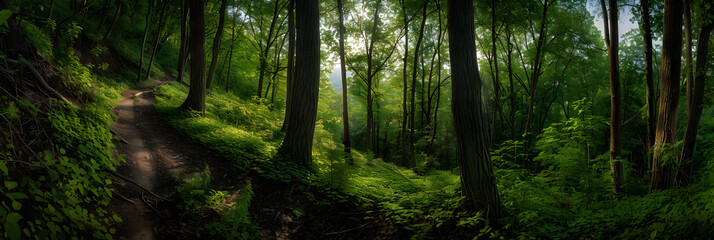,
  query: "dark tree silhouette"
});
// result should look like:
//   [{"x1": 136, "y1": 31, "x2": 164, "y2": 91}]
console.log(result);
[
  {"x1": 280, "y1": 0, "x2": 320, "y2": 165},
  {"x1": 447, "y1": 0, "x2": 502, "y2": 219},
  {"x1": 180, "y1": 0, "x2": 207, "y2": 116}
]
